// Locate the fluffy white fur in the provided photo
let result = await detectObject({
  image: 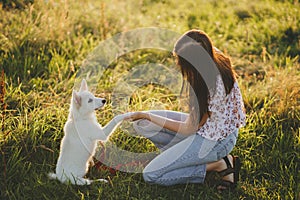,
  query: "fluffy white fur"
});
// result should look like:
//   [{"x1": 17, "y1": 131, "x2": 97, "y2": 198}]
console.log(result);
[{"x1": 48, "y1": 79, "x2": 130, "y2": 185}]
